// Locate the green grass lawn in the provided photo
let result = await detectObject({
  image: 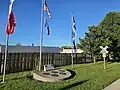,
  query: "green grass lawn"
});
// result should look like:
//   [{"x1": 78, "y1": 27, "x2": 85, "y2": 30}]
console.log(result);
[{"x1": 0, "y1": 62, "x2": 120, "y2": 90}]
